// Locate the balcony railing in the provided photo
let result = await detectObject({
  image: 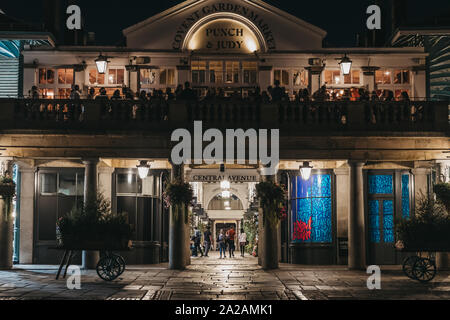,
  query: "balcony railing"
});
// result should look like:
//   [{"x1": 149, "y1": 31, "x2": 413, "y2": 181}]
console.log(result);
[{"x1": 0, "y1": 99, "x2": 448, "y2": 134}]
